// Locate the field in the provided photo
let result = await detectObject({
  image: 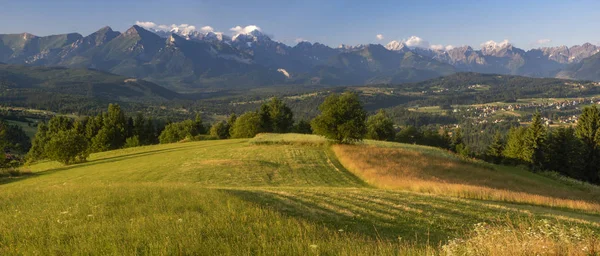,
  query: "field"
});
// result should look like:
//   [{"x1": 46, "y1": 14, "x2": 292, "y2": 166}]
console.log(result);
[{"x1": 1, "y1": 134, "x2": 599, "y2": 255}]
